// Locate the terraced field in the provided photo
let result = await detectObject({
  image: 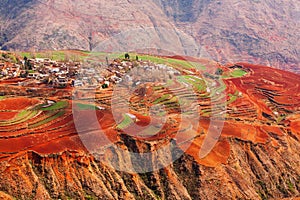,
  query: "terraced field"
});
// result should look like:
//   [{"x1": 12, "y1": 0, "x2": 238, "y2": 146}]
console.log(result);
[
  {"x1": 0, "y1": 56, "x2": 299, "y2": 169},
  {"x1": 0, "y1": 99, "x2": 113, "y2": 160},
  {"x1": 0, "y1": 54, "x2": 300, "y2": 199},
  {"x1": 110, "y1": 58, "x2": 300, "y2": 166}
]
